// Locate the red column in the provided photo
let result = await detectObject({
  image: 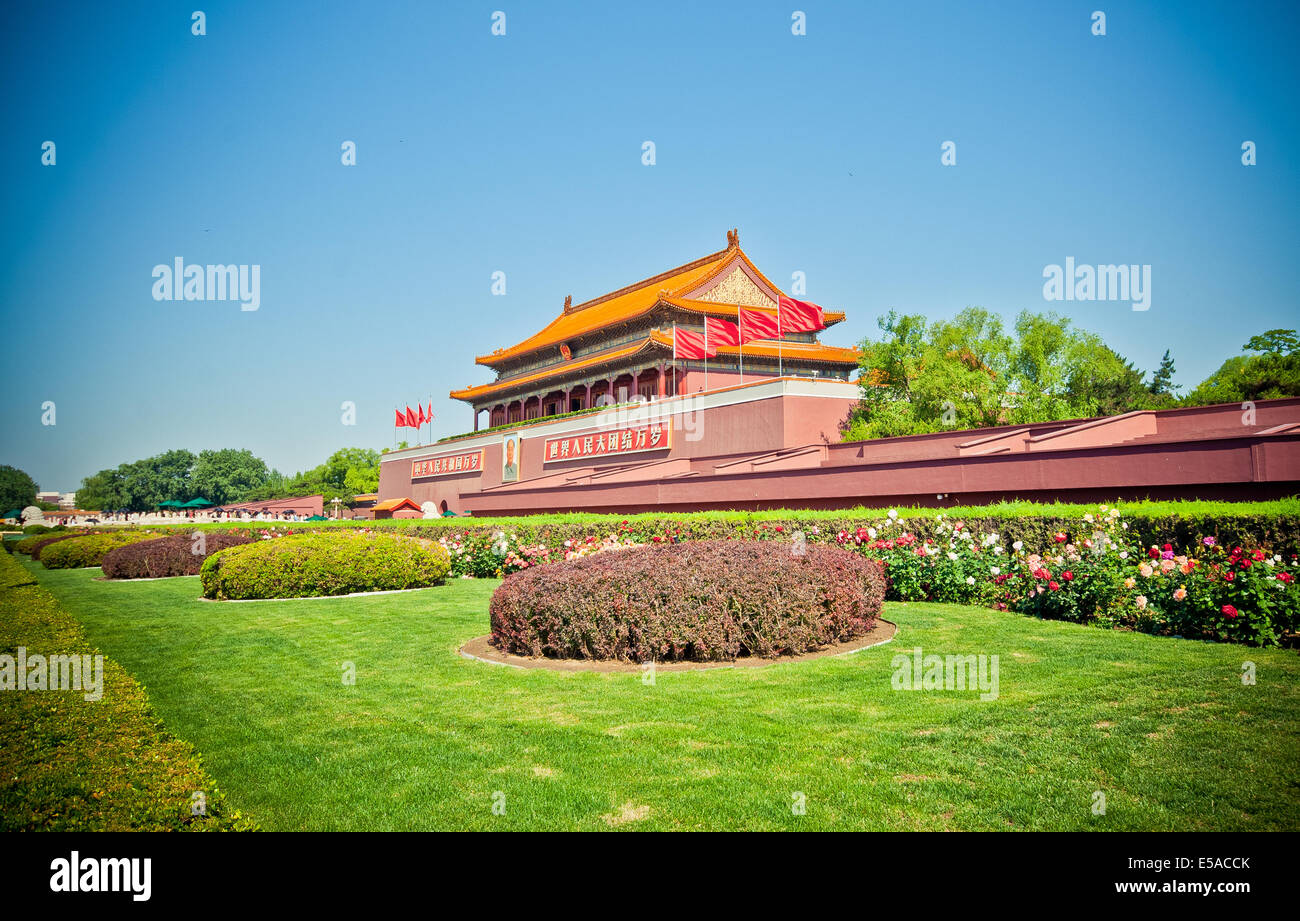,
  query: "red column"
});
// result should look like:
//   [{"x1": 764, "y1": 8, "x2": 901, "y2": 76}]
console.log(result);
[
  {"x1": 656, "y1": 363, "x2": 665, "y2": 398},
  {"x1": 473, "y1": 407, "x2": 479, "y2": 431}
]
